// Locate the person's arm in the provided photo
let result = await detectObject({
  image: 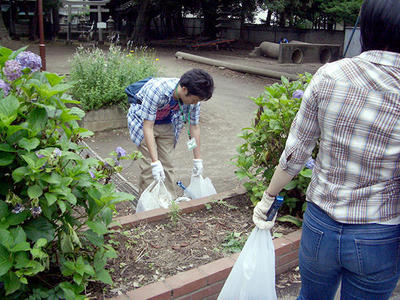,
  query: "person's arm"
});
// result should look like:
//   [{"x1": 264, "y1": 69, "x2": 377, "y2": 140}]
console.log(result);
[
  {"x1": 143, "y1": 119, "x2": 158, "y2": 162},
  {"x1": 190, "y1": 123, "x2": 201, "y2": 159}
]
